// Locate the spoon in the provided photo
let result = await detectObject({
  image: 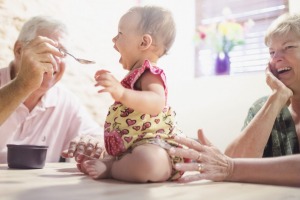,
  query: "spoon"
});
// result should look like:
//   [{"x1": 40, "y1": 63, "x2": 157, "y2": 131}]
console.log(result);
[{"x1": 59, "y1": 48, "x2": 96, "y2": 64}]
